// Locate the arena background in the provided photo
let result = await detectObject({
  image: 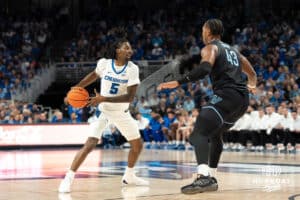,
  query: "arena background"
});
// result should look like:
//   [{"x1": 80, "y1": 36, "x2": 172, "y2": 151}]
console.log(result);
[{"x1": 0, "y1": 1, "x2": 300, "y2": 199}]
